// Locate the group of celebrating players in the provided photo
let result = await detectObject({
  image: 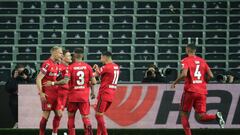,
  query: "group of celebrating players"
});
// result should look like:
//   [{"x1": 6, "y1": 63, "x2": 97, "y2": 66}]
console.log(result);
[
  {"x1": 36, "y1": 46, "x2": 120, "y2": 135},
  {"x1": 35, "y1": 43, "x2": 226, "y2": 135}
]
